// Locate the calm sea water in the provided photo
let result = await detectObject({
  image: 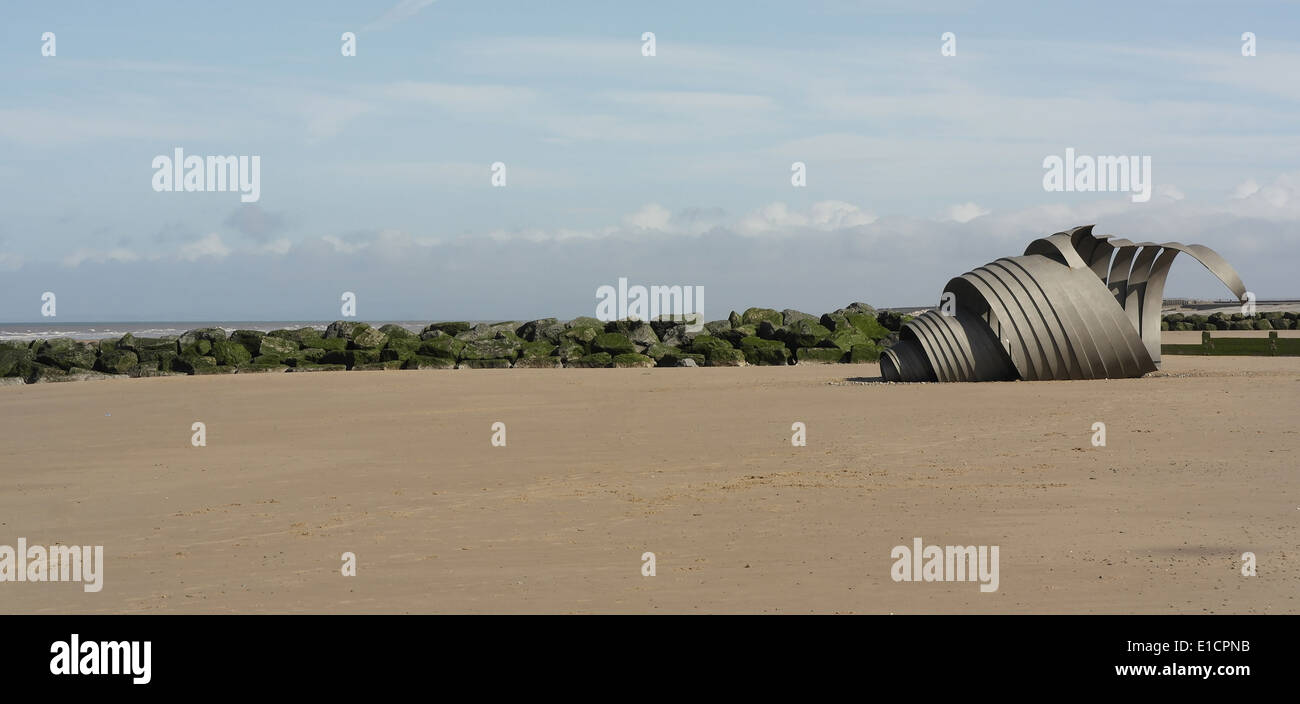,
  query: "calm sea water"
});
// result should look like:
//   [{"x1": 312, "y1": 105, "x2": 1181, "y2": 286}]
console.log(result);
[{"x1": 0, "y1": 321, "x2": 434, "y2": 342}]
